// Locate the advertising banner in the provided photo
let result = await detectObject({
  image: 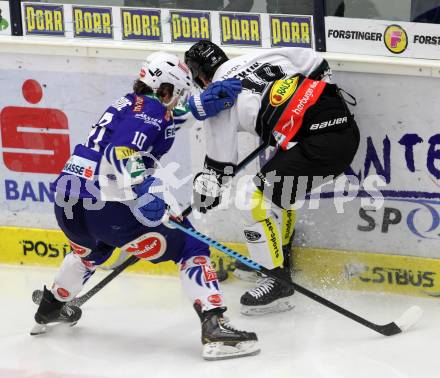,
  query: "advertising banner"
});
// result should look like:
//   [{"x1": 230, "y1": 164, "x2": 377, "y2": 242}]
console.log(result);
[
  {"x1": 219, "y1": 12, "x2": 261, "y2": 46},
  {"x1": 121, "y1": 8, "x2": 161, "y2": 41},
  {"x1": 23, "y1": 2, "x2": 65, "y2": 36},
  {"x1": 326, "y1": 16, "x2": 440, "y2": 59},
  {"x1": 0, "y1": 1, "x2": 10, "y2": 36},
  {"x1": 270, "y1": 14, "x2": 313, "y2": 48},
  {"x1": 170, "y1": 10, "x2": 211, "y2": 43},
  {"x1": 19, "y1": 2, "x2": 314, "y2": 49},
  {"x1": 0, "y1": 53, "x2": 193, "y2": 230},
  {"x1": 72, "y1": 5, "x2": 113, "y2": 39}
]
